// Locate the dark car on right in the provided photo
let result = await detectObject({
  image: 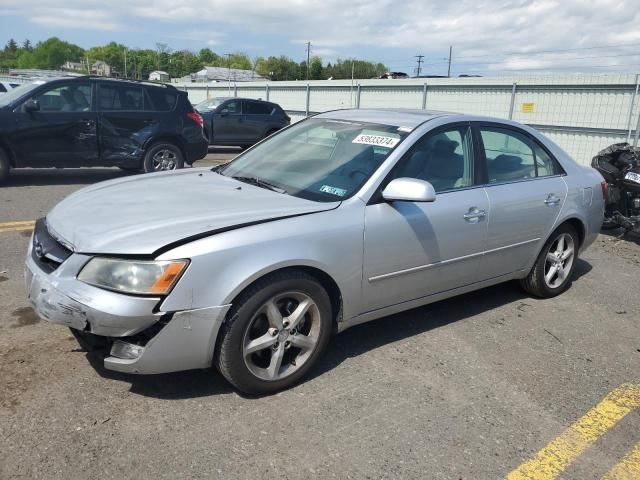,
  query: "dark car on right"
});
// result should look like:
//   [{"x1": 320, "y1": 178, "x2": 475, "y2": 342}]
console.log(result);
[{"x1": 195, "y1": 97, "x2": 290, "y2": 148}]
